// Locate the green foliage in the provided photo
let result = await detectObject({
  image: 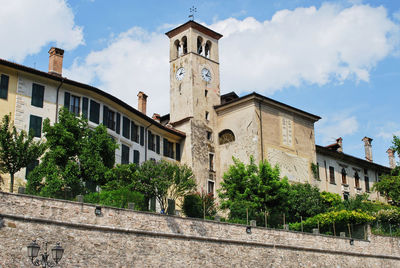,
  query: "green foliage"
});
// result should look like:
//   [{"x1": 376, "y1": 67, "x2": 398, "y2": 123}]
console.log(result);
[
  {"x1": 310, "y1": 163, "x2": 319, "y2": 180},
  {"x1": 218, "y1": 156, "x2": 290, "y2": 225},
  {"x1": 373, "y1": 174, "x2": 400, "y2": 205},
  {"x1": 134, "y1": 160, "x2": 196, "y2": 212},
  {"x1": 320, "y1": 191, "x2": 343, "y2": 210},
  {"x1": 374, "y1": 208, "x2": 400, "y2": 224},
  {"x1": 289, "y1": 210, "x2": 375, "y2": 232},
  {"x1": 0, "y1": 114, "x2": 46, "y2": 192},
  {"x1": 26, "y1": 108, "x2": 118, "y2": 199},
  {"x1": 84, "y1": 189, "x2": 146, "y2": 210},
  {"x1": 182, "y1": 193, "x2": 203, "y2": 218}
]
